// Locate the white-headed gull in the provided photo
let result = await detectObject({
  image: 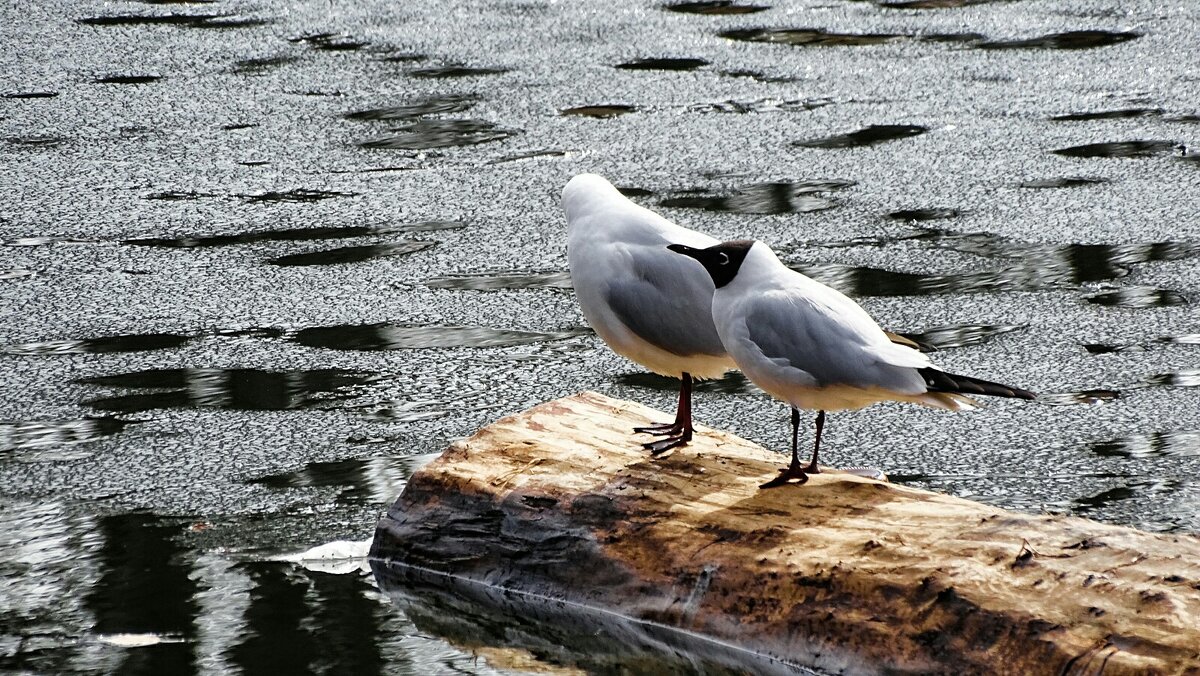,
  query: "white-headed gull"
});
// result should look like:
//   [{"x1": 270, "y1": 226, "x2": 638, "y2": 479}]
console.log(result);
[
  {"x1": 669, "y1": 239, "x2": 1035, "y2": 487},
  {"x1": 563, "y1": 173, "x2": 736, "y2": 453}
]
